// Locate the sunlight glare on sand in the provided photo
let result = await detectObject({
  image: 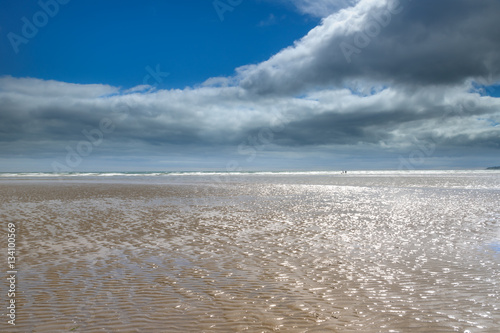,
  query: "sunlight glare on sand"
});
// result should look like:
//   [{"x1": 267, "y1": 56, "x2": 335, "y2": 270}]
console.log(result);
[{"x1": 1, "y1": 171, "x2": 500, "y2": 331}]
